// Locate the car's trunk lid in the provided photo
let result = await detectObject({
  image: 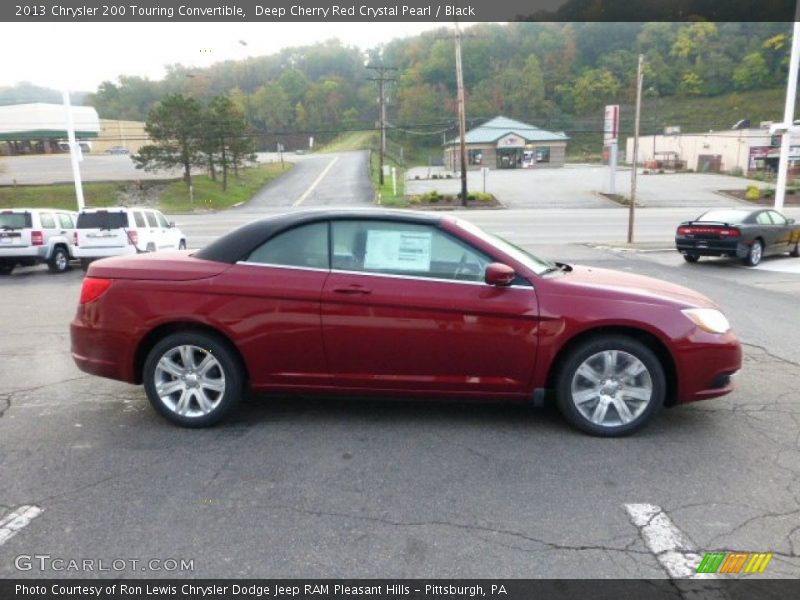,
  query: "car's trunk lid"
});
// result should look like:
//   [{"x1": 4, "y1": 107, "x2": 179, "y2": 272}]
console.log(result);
[{"x1": 87, "y1": 251, "x2": 229, "y2": 281}]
